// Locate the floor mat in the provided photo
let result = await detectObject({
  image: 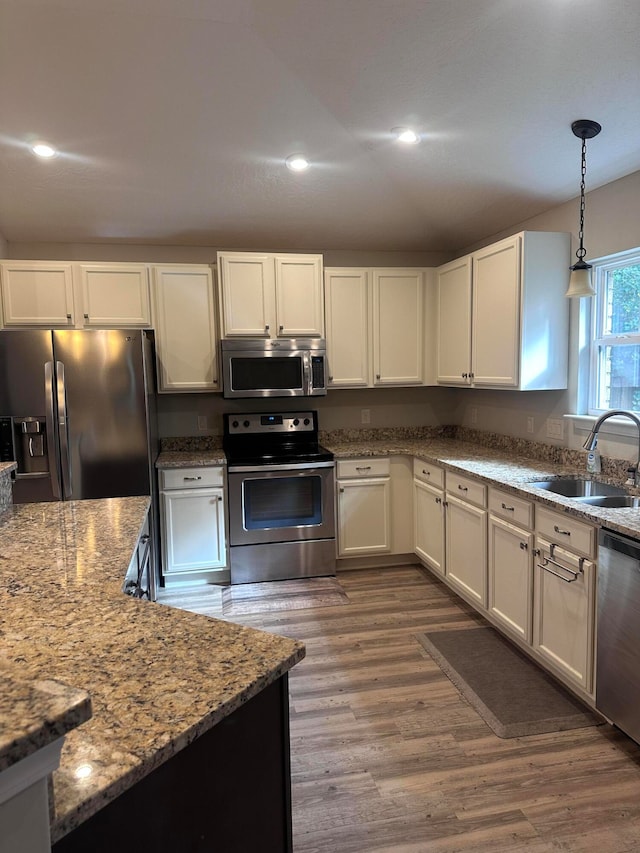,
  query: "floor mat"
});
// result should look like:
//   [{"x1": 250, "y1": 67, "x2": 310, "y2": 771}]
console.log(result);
[{"x1": 416, "y1": 626, "x2": 602, "y2": 738}]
